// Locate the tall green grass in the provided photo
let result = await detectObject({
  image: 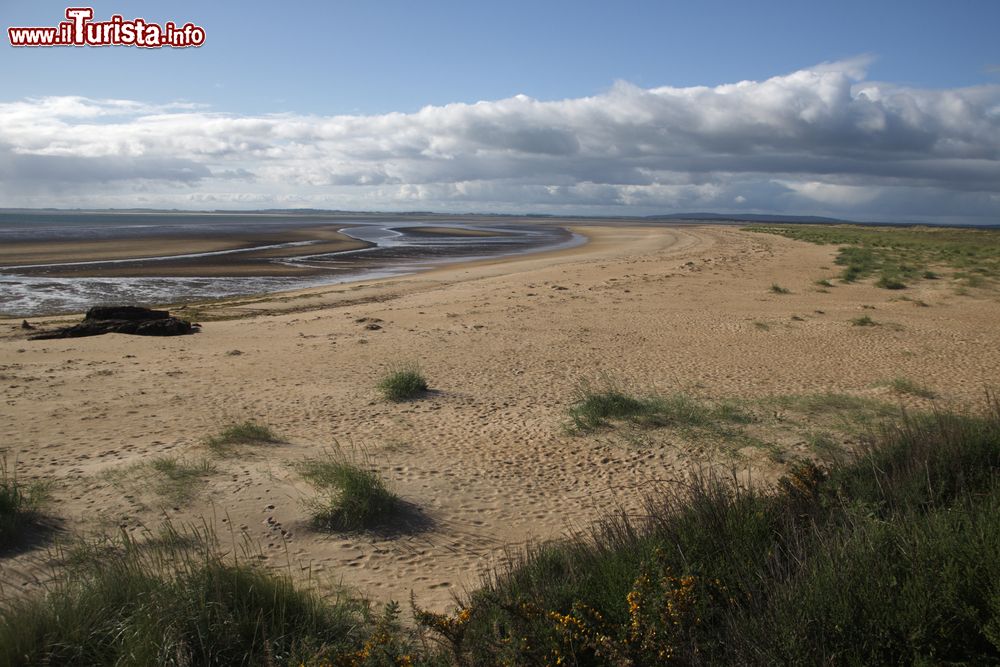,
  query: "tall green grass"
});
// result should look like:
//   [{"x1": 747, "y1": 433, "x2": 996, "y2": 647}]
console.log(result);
[
  {"x1": 6, "y1": 399, "x2": 1000, "y2": 665},
  {"x1": 0, "y1": 526, "x2": 389, "y2": 666},
  {"x1": 0, "y1": 456, "x2": 47, "y2": 548},
  {"x1": 428, "y1": 400, "x2": 1000, "y2": 665}
]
